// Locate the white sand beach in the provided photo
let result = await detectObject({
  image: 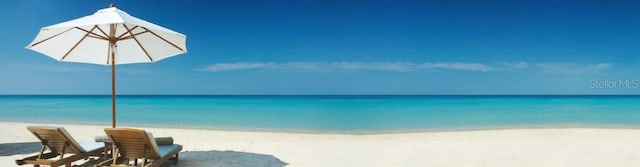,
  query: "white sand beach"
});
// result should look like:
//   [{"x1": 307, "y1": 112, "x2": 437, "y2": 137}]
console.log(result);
[{"x1": 2, "y1": 122, "x2": 640, "y2": 167}]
